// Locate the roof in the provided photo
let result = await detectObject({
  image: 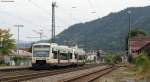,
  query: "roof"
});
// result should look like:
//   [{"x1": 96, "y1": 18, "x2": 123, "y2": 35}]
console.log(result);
[
  {"x1": 129, "y1": 36, "x2": 150, "y2": 51},
  {"x1": 33, "y1": 43, "x2": 51, "y2": 46},
  {"x1": 10, "y1": 50, "x2": 32, "y2": 57},
  {"x1": 20, "y1": 48, "x2": 29, "y2": 52},
  {"x1": 138, "y1": 42, "x2": 150, "y2": 52}
]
